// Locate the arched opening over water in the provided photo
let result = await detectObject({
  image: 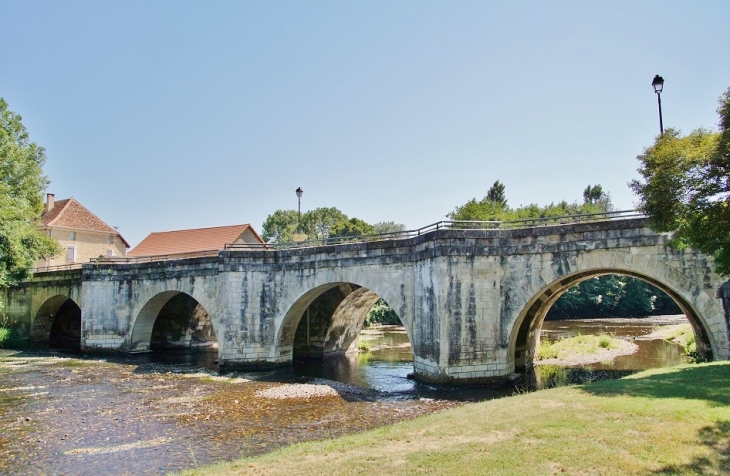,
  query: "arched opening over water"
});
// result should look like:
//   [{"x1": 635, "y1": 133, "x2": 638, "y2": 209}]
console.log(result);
[
  {"x1": 278, "y1": 282, "x2": 413, "y2": 390},
  {"x1": 510, "y1": 270, "x2": 713, "y2": 374},
  {"x1": 130, "y1": 291, "x2": 218, "y2": 356},
  {"x1": 32, "y1": 295, "x2": 82, "y2": 350}
]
